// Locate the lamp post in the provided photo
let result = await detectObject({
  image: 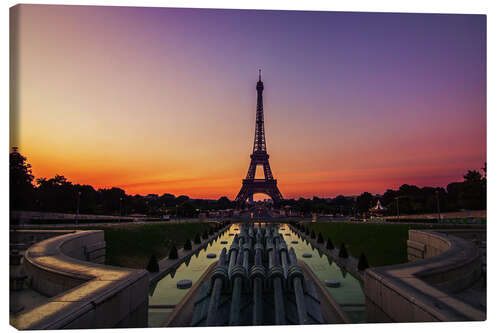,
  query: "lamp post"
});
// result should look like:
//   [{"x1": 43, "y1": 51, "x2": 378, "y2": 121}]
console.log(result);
[
  {"x1": 435, "y1": 190, "x2": 441, "y2": 223},
  {"x1": 75, "y1": 191, "x2": 81, "y2": 225},
  {"x1": 395, "y1": 197, "x2": 400, "y2": 222},
  {"x1": 119, "y1": 197, "x2": 123, "y2": 223}
]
